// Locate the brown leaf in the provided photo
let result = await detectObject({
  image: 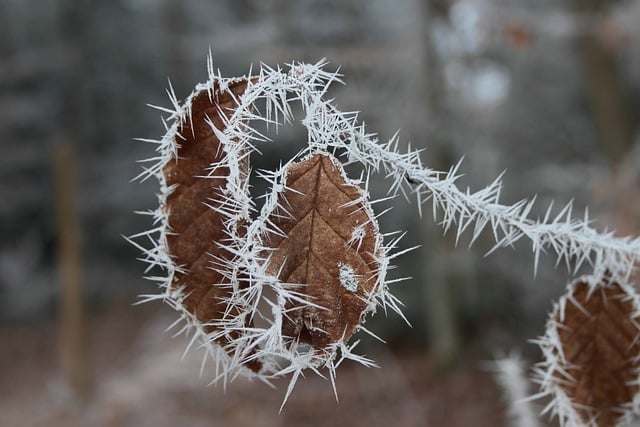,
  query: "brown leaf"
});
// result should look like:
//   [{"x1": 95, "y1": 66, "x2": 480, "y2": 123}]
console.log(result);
[
  {"x1": 554, "y1": 279, "x2": 640, "y2": 426},
  {"x1": 263, "y1": 153, "x2": 382, "y2": 350},
  {"x1": 163, "y1": 79, "x2": 261, "y2": 372}
]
